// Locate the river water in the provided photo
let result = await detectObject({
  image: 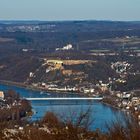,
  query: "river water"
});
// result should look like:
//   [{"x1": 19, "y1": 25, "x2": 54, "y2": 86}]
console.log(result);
[{"x1": 0, "y1": 84, "x2": 125, "y2": 132}]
